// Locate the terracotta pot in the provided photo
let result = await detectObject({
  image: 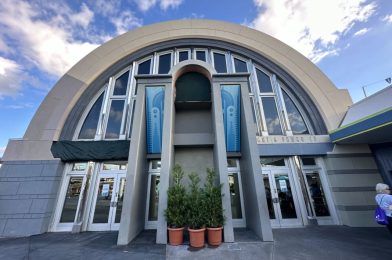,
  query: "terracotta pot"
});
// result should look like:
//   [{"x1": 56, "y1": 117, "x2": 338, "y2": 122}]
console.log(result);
[
  {"x1": 168, "y1": 227, "x2": 184, "y2": 246},
  {"x1": 188, "y1": 227, "x2": 206, "y2": 248},
  {"x1": 207, "y1": 227, "x2": 223, "y2": 246}
]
